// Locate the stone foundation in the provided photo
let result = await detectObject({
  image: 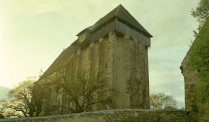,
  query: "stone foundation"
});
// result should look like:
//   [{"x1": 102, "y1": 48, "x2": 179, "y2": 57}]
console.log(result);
[{"x1": 0, "y1": 109, "x2": 191, "y2": 122}]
